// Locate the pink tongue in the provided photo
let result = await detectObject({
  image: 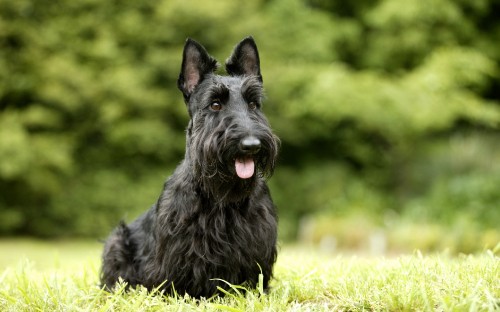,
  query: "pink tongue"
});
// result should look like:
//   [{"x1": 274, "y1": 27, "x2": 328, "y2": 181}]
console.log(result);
[{"x1": 235, "y1": 157, "x2": 255, "y2": 179}]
